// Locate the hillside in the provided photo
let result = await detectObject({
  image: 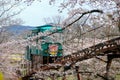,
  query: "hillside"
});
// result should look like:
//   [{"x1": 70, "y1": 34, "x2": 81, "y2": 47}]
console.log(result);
[{"x1": 7, "y1": 25, "x2": 34, "y2": 35}]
